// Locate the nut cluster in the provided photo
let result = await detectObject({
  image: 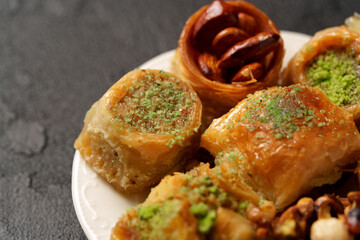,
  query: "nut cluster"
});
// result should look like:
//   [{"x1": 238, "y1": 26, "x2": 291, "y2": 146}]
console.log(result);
[
  {"x1": 272, "y1": 192, "x2": 360, "y2": 239},
  {"x1": 192, "y1": 0, "x2": 281, "y2": 85}
]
